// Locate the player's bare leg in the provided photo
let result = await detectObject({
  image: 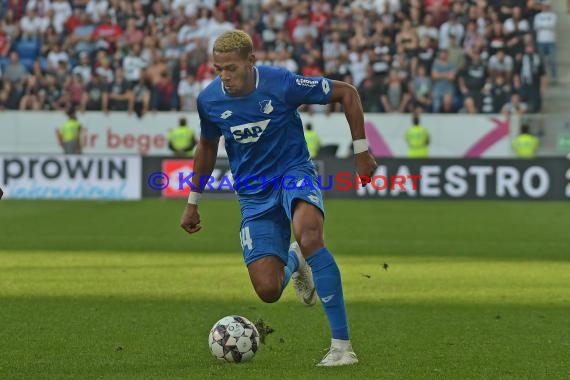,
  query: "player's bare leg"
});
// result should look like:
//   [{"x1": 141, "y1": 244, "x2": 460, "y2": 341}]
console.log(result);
[
  {"x1": 292, "y1": 200, "x2": 358, "y2": 366},
  {"x1": 247, "y1": 256, "x2": 284, "y2": 303}
]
